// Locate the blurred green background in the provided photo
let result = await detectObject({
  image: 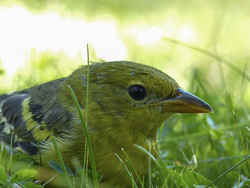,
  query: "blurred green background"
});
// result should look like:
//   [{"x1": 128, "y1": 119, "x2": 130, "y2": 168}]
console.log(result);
[{"x1": 0, "y1": 0, "x2": 249, "y2": 187}]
